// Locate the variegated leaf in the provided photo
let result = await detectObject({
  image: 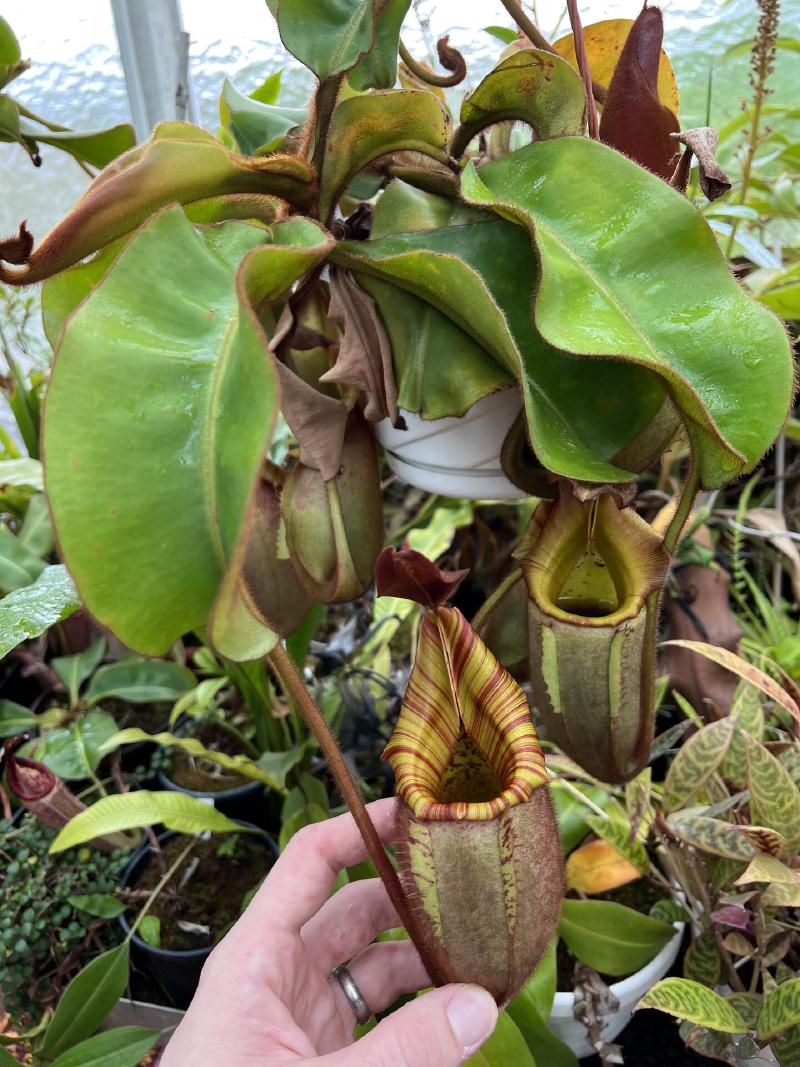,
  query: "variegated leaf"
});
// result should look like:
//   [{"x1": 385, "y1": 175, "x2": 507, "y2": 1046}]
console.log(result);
[
  {"x1": 583, "y1": 812, "x2": 650, "y2": 874},
  {"x1": 625, "y1": 767, "x2": 655, "y2": 843},
  {"x1": 637, "y1": 979, "x2": 747, "y2": 1033},
  {"x1": 726, "y1": 993, "x2": 762, "y2": 1028},
  {"x1": 683, "y1": 933, "x2": 722, "y2": 988},
  {"x1": 774, "y1": 1024, "x2": 800, "y2": 1067},
  {"x1": 663, "y1": 642, "x2": 800, "y2": 727},
  {"x1": 666, "y1": 813, "x2": 756, "y2": 861},
  {"x1": 384, "y1": 606, "x2": 548, "y2": 821},
  {"x1": 745, "y1": 736, "x2": 800, "y2": 854},
  {"x1": 738, "y1": 825, "x2": 786, "y2": 857},
  {"x1": 722, "y1": 684, "x2": 765, "y2": 788},
  {"x1": 759, "y1": 979, "x2": 800, "y2": 1041},
  {"x1": 662, "y1": 717, "x2": 737, "y2": 813}
]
